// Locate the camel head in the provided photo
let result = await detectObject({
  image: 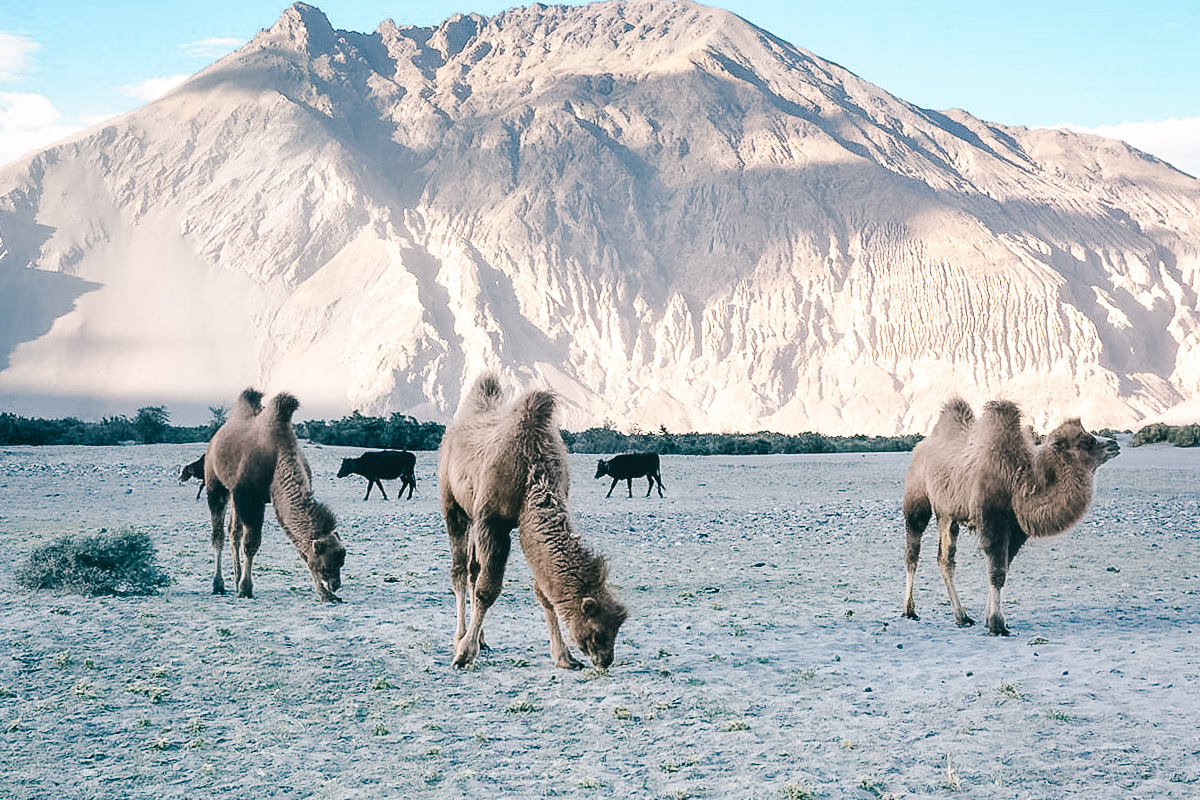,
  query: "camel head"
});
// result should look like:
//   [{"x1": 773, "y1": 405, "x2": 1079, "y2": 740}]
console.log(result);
[
  {"x1": 1046, "y1": 418, "x2": 1121, "y2": 470},
  {"x1": 308, "y1": 535, "x2": 346, "y2": 602},
  {"x1": 571, "y1": 593, "x2": 628, "y2": 669}
]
